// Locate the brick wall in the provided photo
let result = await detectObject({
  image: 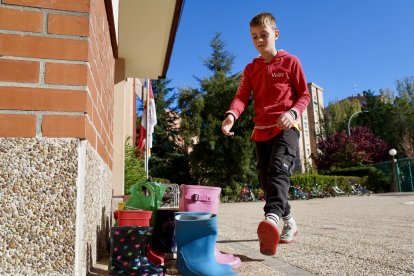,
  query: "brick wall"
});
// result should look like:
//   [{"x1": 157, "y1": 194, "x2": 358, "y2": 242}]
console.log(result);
[
  {"x1": 86, "y1": 0, "x2": 115, "y2": 169},
  {"x1": 0, "y1": 0, "x2": 114, "y2": 168}
]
